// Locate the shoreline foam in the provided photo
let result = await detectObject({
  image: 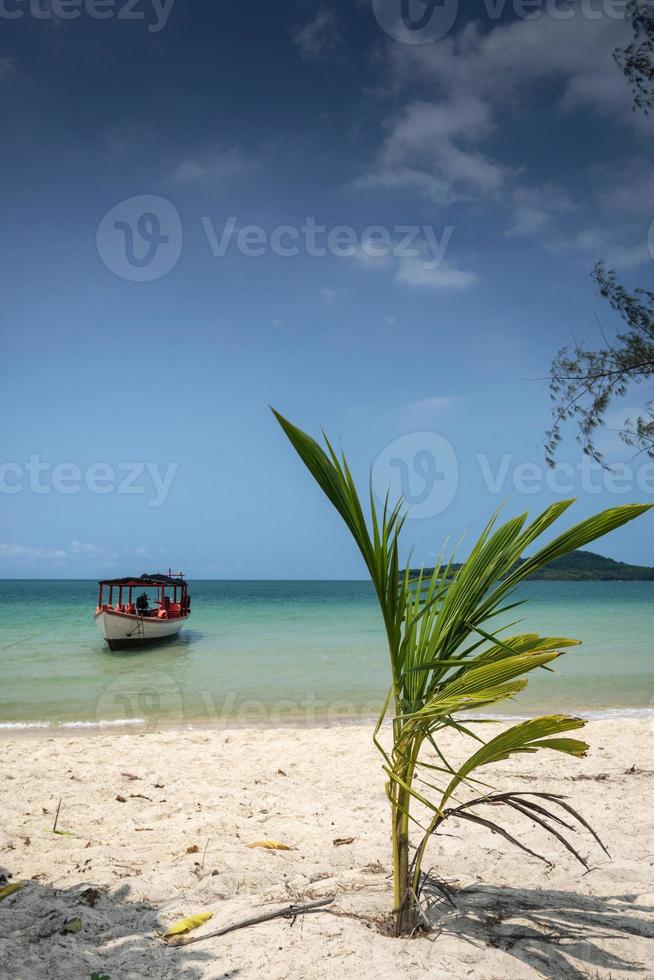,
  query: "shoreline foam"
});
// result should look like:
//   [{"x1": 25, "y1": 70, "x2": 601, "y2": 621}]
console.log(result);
[{"x1": 2, "y1": 704, "x2": 654, "y2": 736}]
